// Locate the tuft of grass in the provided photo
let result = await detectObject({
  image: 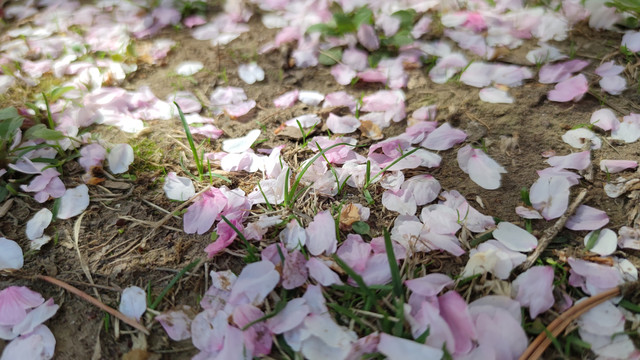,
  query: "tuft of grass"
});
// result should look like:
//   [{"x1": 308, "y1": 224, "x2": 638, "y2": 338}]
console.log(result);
[{"x1": 149, "y1": 258, "x2": 201, "y2": 310}]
